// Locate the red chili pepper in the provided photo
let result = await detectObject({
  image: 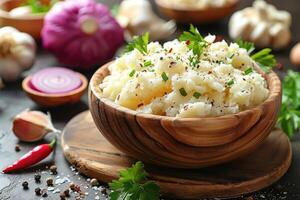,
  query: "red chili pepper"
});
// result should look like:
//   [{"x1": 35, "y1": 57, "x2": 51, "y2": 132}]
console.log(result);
[{"x1": 2, "y1": 138, "x2": 56, "y2": 173}]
